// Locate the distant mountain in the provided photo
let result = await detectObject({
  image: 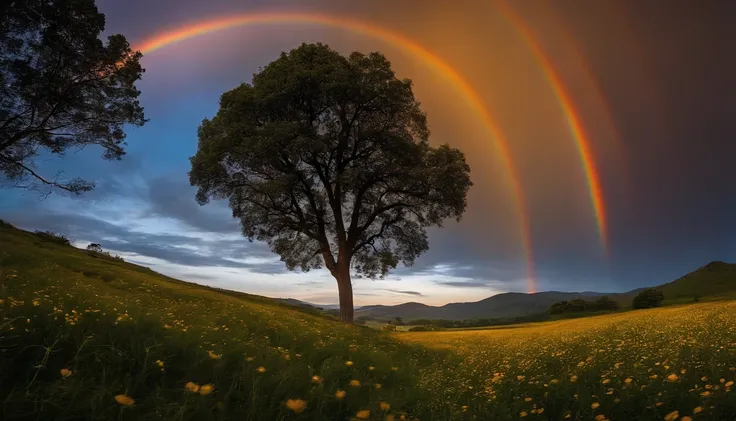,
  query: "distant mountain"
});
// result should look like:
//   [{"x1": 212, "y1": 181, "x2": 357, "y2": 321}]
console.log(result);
[
  {"x1": 350, "y1": 261, "x2": 736, "y2": 321},
  {"x1": 354, "y1": 292, "x2": 605, "y2": 321}
]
